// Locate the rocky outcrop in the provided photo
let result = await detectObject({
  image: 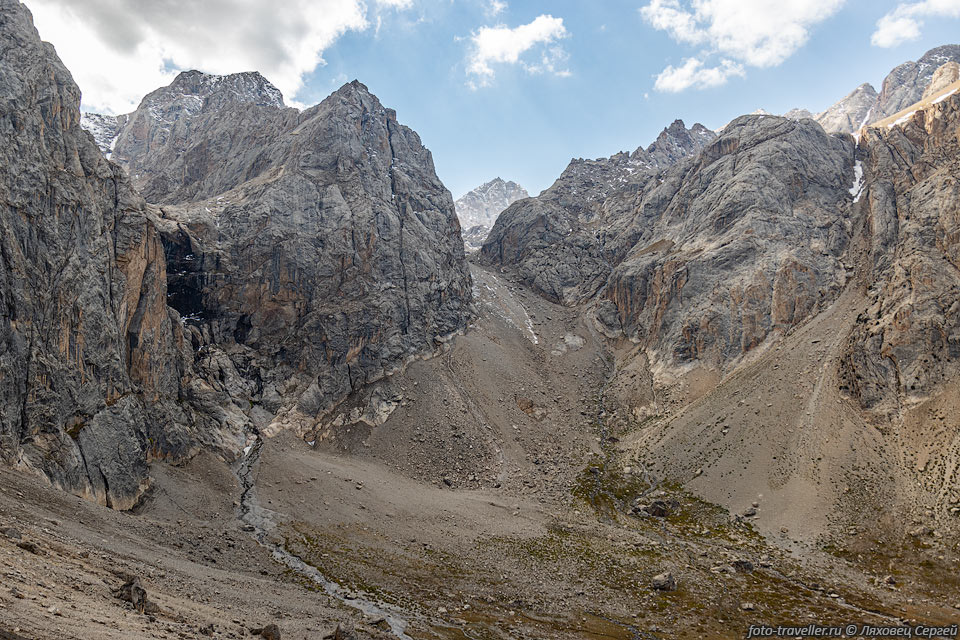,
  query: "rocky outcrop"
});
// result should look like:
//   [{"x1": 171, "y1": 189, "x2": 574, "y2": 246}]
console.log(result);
[
  {"x1": 921, "y1": 61, "x2": 959, "y2": 101},
  {"x1": 0, "y1": 0, "x2": 224, "y2": 509},
  {"x1": 840, "y1": 89, "x2": 960, "y2": 413},
  {"x1": 483, "y1": 115, "x2": 854, "y2": 374},
  {"x1": 480, "y1": 120, "x2": 716, "y2": 305},
  {"x1": 815, "y1": 83, "x2": 878, "y2": 134}
]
